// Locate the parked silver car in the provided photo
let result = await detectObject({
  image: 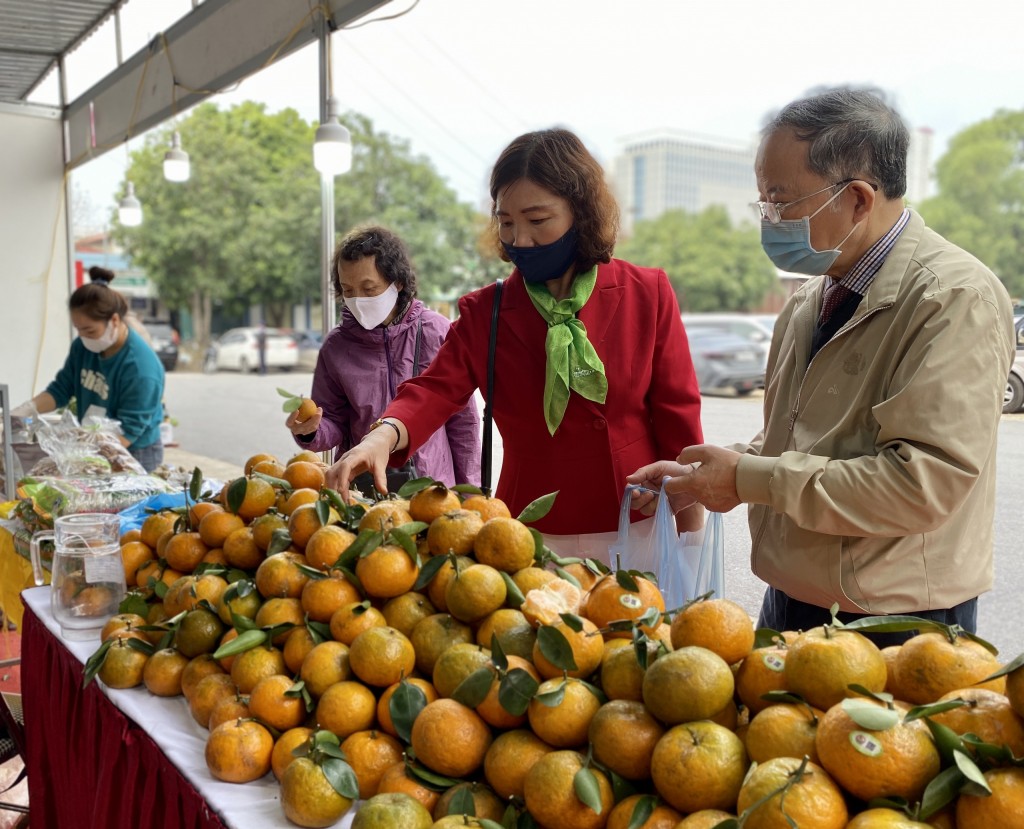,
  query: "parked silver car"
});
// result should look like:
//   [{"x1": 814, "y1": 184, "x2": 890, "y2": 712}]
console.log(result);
[
  {"x1": 682, "y1": 313, "x2": 776, "y2": 347},
  {"x1": 682, "y1": 314, "x2": 776, "y2": 376},
  {"x1": 204, "y1": 327, "x2": 298, "y2": 373},
  {"x1": 289, "y1": 330, "x2": 323, "y2": 372},
  {"x1": 686, "y1": 328, "x2": 766, "y2": 395}
]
